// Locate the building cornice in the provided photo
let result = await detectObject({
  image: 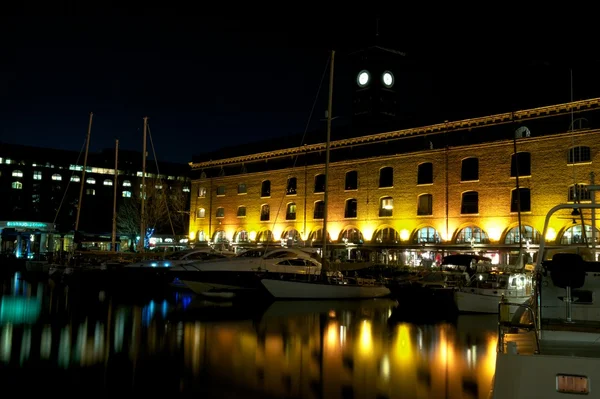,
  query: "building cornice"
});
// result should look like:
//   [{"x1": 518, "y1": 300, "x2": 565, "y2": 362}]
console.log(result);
[{"x1": 190, "y1": 97, "x2": 600, "y2": 169}]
